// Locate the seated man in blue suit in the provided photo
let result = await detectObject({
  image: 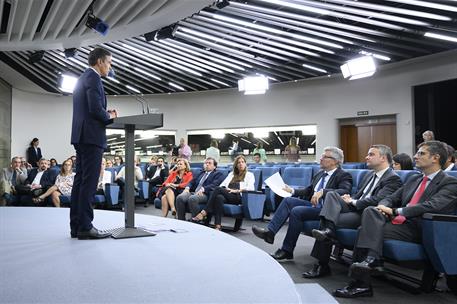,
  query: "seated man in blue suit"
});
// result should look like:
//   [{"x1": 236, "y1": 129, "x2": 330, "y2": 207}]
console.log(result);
[
  {"x1": 70, "y1": 47, "x2": 117, "y2": 240},
  {"x1": 252, "y1": 147, "x2": 352, "y2": 260},
  {"x1": 333, "y1": 141, "x2": 457, "y2": 298},
  {"x1": 305, "y1": 144, "x2": 402, "y2": 279},
  {"x1": 176, "y1": 157, "x2": 225, "y2": 221}
]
